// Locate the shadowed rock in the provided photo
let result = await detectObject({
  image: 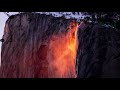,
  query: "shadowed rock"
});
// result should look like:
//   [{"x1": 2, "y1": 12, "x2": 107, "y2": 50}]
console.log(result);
[{"x1": 76, "y1": 22, "x2": 120, "y2": 78}]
